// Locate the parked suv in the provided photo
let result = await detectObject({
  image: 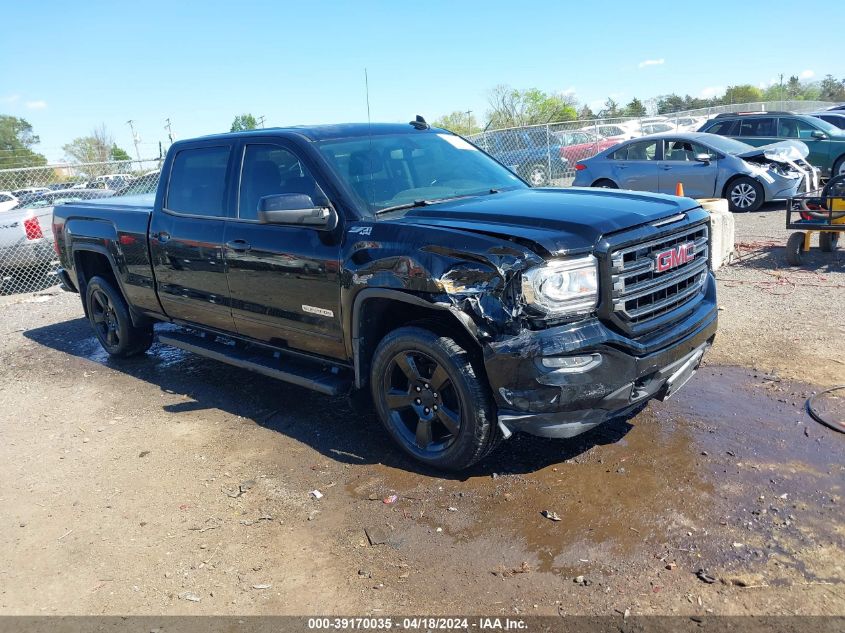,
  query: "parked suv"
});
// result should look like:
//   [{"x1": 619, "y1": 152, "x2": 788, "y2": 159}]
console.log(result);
[
  {"x1": 474, "y1": 128, "x2": 569, "y2": 186},
  {"x1": 698, "y1": 112, "x2": 845, "y2": 178}
]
